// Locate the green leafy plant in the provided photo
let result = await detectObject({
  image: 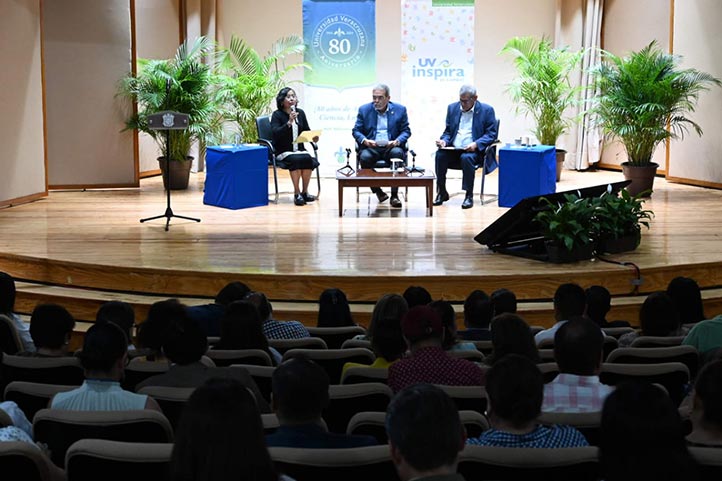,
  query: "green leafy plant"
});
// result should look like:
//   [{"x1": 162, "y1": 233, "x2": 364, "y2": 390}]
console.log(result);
[
  {"x1": 500, "y1": 36, "x2": 584, "y2": 146},
  {"x1": 118, "y1": 36, "x2": 223, "y2": 161},
  {"x1": 534, "y1": 193, "x2": 596, "y2": 252},
  {"x1": 218, "y1": 35, "x2": 309, "y2": 142},
  {"x1": 593, "y1": 188, "x2": 654, "y2": 241},
  {"x1": 591, "y1": 41, "x2": 721, "y2": 166}
]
